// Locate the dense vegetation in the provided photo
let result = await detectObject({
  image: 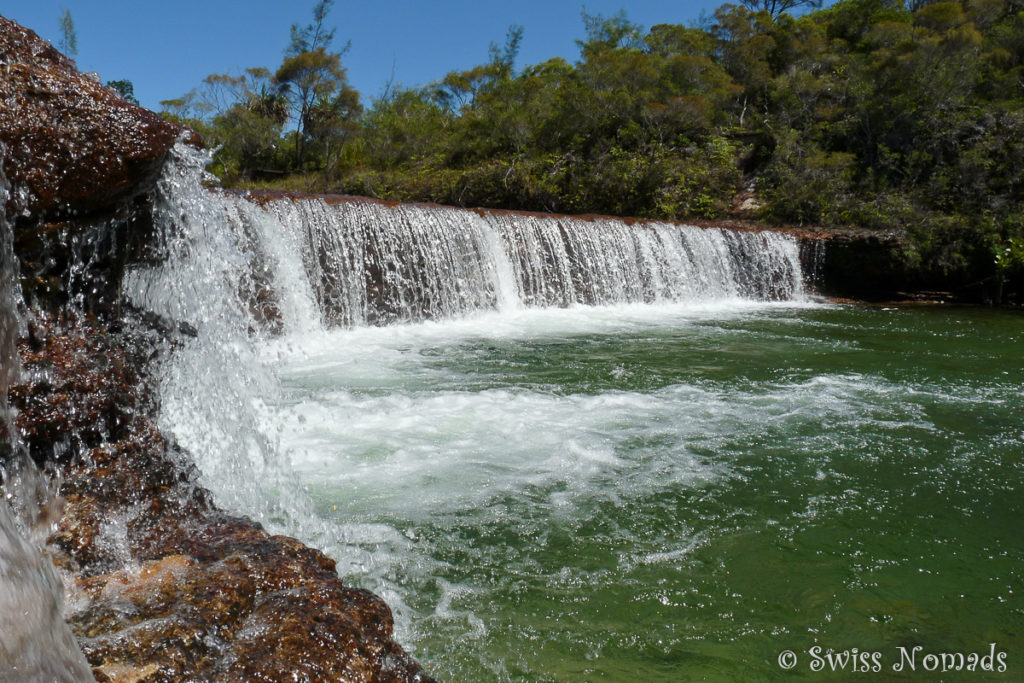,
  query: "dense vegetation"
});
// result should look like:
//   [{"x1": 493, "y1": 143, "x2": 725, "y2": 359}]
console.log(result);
[{"x1": 160, "y1": 0, "x2": 1024, "y2": 297}]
